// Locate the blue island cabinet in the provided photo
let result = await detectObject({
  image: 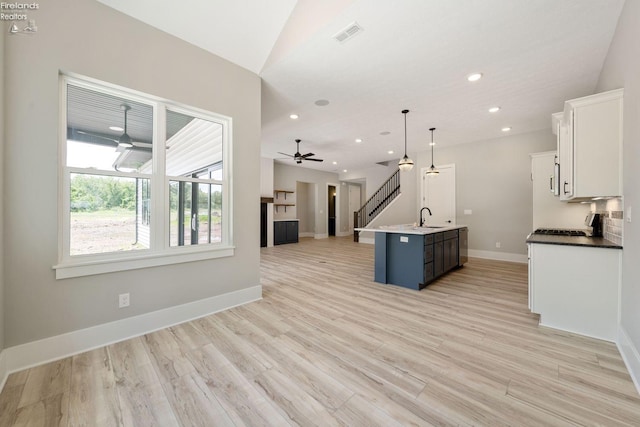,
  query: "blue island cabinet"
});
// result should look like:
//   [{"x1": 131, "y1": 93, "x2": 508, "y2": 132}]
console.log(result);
[{"x1": 374, "y1": 228, "x2": 463, "y2": 290}]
